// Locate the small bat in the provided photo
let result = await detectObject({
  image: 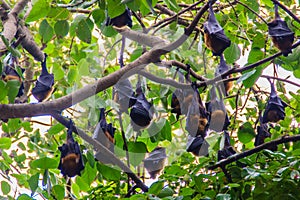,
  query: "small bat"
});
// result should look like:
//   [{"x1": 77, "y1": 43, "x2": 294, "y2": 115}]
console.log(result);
[
  {"x1": 255, "y1": 118, "x2": 277, "y2": 151},
  {"x1": 203, "y1": 1, "x2": 231, "y2": 56},
  {"x1": 58, "y1": 121, "x2": 84, "y2": 177},
  {"x1": 31, "y1": 54, "x2": 54, "y2": 102},
  {"x1": 185, "y1": 84, "x2": 208, "y2": 138},
  {"x1": 217, "y1": 131, "x2": 236, "y2": 161},
  {"x1": 171, "y1": 71, "x2": 185, "y2": 119},
  {"x1": 2, "y1": 53, "x2": 24, "y2": 97},
  {"x1": 106, "y1": 8, "x2": 132, "y2": 28},
  {"x1": 143, "y1": 147, "x2": 167, "y2": 179},
  {"x1": 113, "y1": 78, "x2": 136, "y2": 113},
  {"x1": 215, "y1": 54, "x2": 233, "y2": 96},
  {"x1": 186, "y1": 135, "x2": 209, "y2": 156},
  {"x1": 130, "y1": 80, "x2": 153, "y2": 131},
  {"x1": 206, "y1": 85, "x2": 230, "y2": 132},
  {"x1": 93, "y1": 108, "x2": 116, "y2": 163},
  {"x1": 262, "y1": 79, "x2": 287, "y2": 123},
  {"x1": 268, "y1": 3, "x2": 294, "y2": 56}
]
